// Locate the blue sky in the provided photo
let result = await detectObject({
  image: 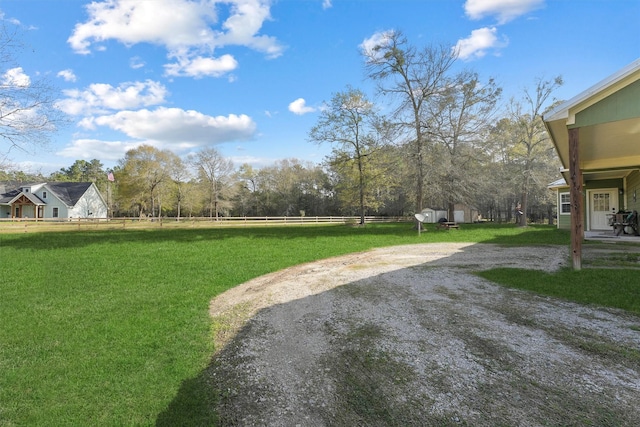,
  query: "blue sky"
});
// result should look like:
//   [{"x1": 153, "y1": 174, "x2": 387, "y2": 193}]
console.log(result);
[{"x1": 1, "y1": 0, "x2": 639, "y2": 175}]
